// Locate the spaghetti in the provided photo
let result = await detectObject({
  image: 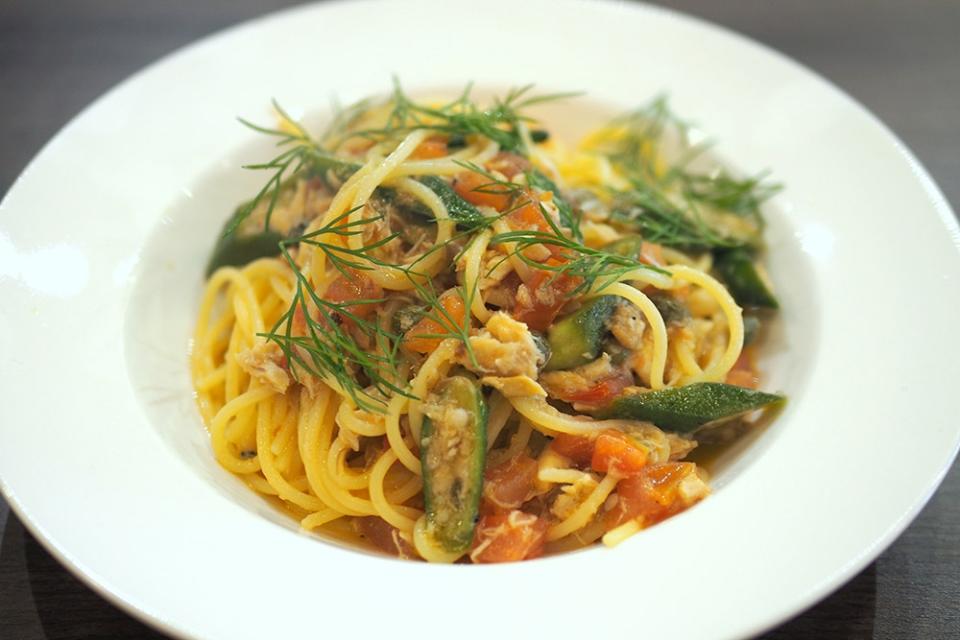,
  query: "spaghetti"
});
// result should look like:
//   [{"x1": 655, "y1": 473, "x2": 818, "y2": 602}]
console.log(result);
[{"x1": 191, "y1": 84, "x2": 784, "y2": 563}]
